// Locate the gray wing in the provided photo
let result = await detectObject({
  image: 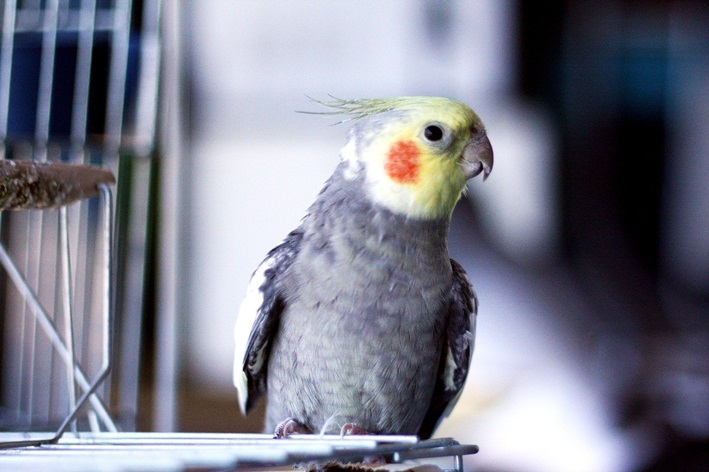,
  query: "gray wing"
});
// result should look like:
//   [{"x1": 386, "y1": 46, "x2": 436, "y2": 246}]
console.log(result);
[
  {"x1": 233, "y1": 229, "x2": 303, "y2": 414},
  {"x1": 417, "y1": 258, "x2": 477, "y2": 439}
]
